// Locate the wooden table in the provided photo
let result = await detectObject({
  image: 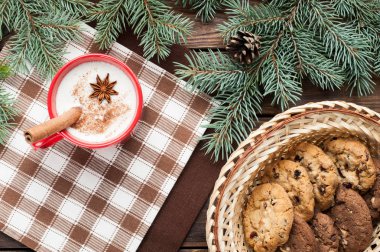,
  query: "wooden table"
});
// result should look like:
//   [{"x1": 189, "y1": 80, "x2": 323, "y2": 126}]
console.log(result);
[{"x1": 2, "y1": 6, "x2": 380, "y2": 252}]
